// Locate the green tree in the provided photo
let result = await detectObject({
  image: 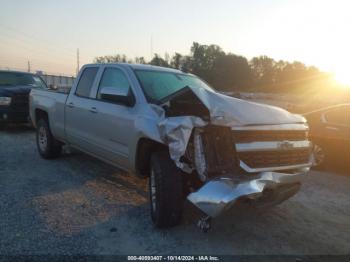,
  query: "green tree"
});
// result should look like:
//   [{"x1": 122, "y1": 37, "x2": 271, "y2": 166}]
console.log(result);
[
  {"x1": 211, "y1": 54, "x2": 252, "y2": 91},
  {"x1": 92, "y1": 42, "x2": 330, "y2": 94},
  {"x1": 135, "y1": 57, "x2": 147, "y2": 64},
  {"x1": 190, "y1": 42, "x2": 225, "y2": 82},
  {"x1": 149, "y1": 54, "x2": 170, "y2": 67},
  {"x1": 170, "y1": 53, "x2": 183, "y2": 69},
  {"x1": 250, "y1": 56, "x2": 277, "y2": 89},
  {"x1": 94, "y1": 54, "x2": 131, "y2": 63}
]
